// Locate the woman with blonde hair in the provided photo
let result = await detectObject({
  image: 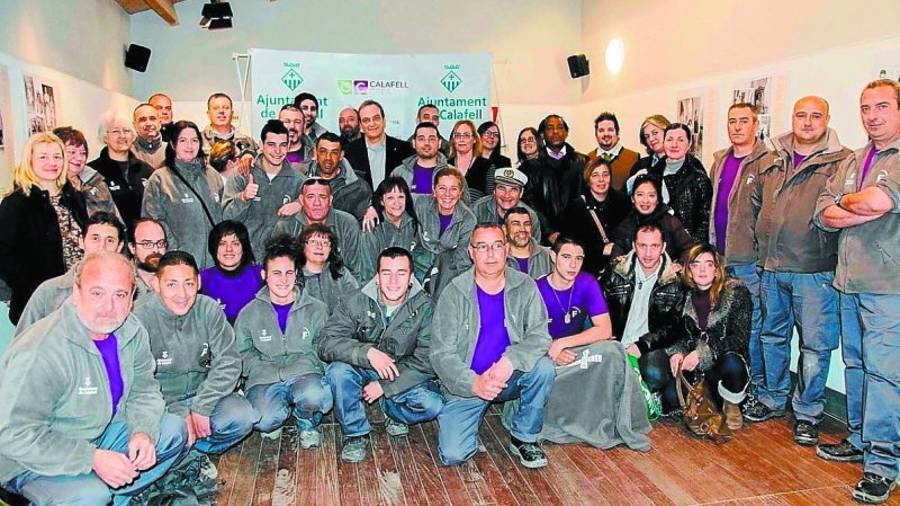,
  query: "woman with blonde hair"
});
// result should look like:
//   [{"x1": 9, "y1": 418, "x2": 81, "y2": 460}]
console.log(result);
[
  {"x1": 629, "y1": 114, "x2": 670, "y2": 175},
  {"x1": 0, "y1": 132, "x2": 88, "y2": 324},
  {"x1": 640, "y1": 243, "x2": 752, "y2": 429},
  {"x1": 448, "y1": 119, "x2": 492, "y2": 199}
]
